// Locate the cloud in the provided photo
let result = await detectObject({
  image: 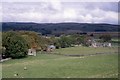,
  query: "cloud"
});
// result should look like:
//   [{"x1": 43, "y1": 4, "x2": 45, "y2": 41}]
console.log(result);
[
  {"x1": 2, "y1": 1, "x2": 119, "y2": 24},
  {"x1": 1, "y1": 0, "x2": 119, "y2": 2}
]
